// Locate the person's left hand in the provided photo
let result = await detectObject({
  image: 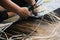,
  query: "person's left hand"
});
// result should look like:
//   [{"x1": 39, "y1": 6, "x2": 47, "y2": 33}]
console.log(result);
[{"x1": 25, "y1": 0, "x2": 36, "y2": 6}]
